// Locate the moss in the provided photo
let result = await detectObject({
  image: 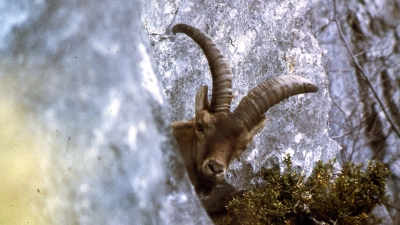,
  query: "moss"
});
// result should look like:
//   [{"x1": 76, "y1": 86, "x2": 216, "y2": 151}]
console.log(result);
[{"x1": 221, "y1": 155, "x2": 390, "y2": 225}]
